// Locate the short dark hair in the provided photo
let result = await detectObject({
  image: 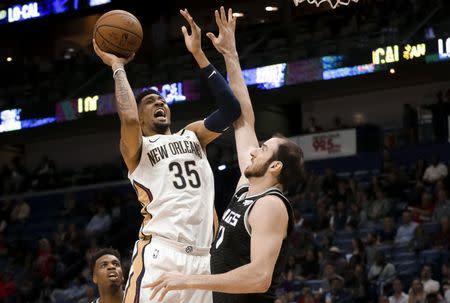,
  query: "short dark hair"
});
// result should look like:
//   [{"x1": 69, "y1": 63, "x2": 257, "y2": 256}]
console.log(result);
[
  {"x1": 272, "y1": 134, "x2": 304, "y2": 190},
  {"x1": 135, "y1": 88, "x2": 163, "y2": 105},
  {"x1": 88, "y1": 248, "x2": 121, "y2": 276}
]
